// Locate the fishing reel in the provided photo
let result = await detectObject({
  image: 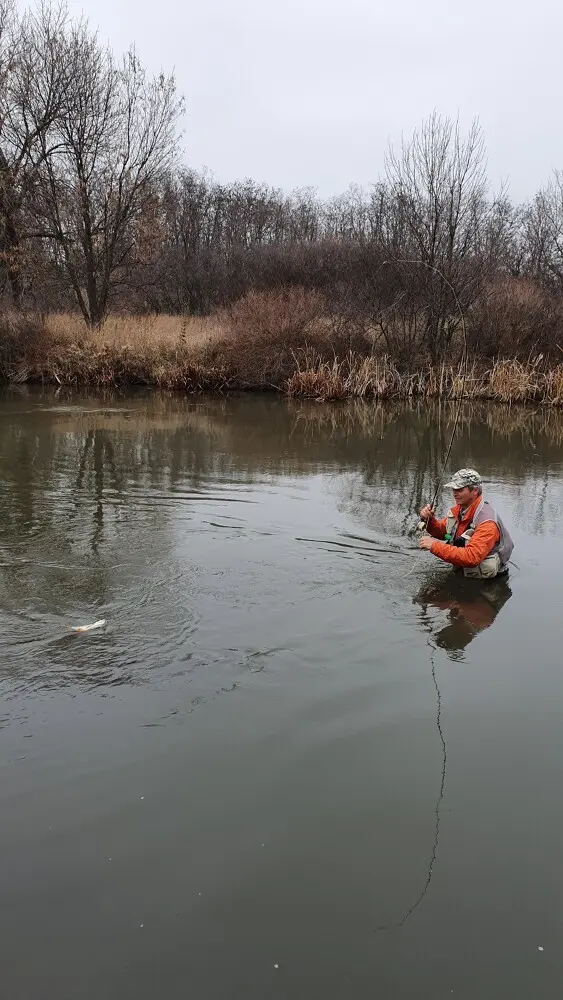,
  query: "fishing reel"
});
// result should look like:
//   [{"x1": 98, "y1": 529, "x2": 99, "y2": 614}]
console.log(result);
[
  {"x1": 414, "y1": 521, "x2": 466, "y2": 546},
  {"x1": 408, "y1": 519, "x2": 427, "y2": 537}
]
